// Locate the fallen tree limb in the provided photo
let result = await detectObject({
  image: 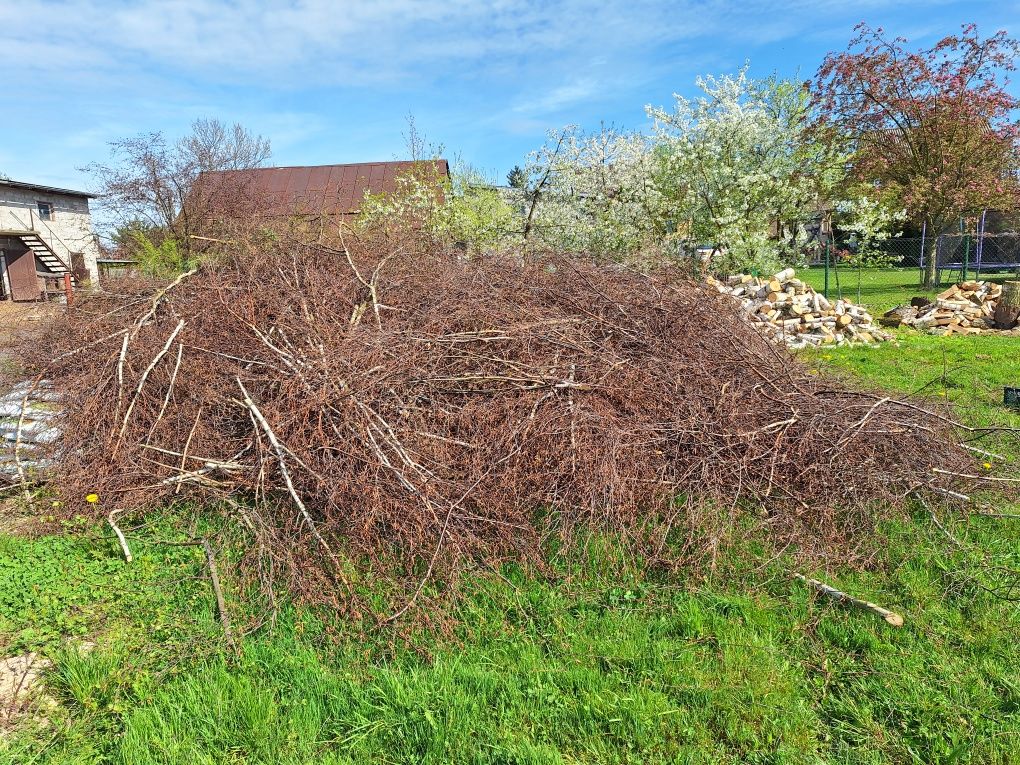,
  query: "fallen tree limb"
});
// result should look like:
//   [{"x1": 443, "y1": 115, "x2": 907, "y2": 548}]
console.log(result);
[
  {"x1": 115, "y1": 319, "x2": 186, "y2": 453},
  {"x1": 201, "y1": 537, "x2": 234, "y2": 649},
  {"x1": 147, "y1": 535, "x2": 236, "y2": 648},
  {"x1": 959, "y1": 444, "x2": 1006, "y2": 461},
  {"x1": 131, "y1": 268, "x2": 198, "y2": 338},
  {"x1": 147, "y1": 342, "x2": 184, "y2": 443},
  {"x1": 794, "y1": 573, "x2": 904, "y2": 627},
  {"x1": 52, "y1": 328, "x2": 129, "y2": 363},
  {"x1": 929, "y1": 486, "x2": 971, "y2": 503},
  {"x1": 973, "y1": 509, "x2": 1020, "y2": 520},
  {"x1": 915, "y1": 494, "x2": 963, "y2": 548},
  {"x1": 933, "y1": 468, "x2": 1020, "y2": 484},
  {"x1": 108, "y1": 508, "x2": 132, "y2": 563}
]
